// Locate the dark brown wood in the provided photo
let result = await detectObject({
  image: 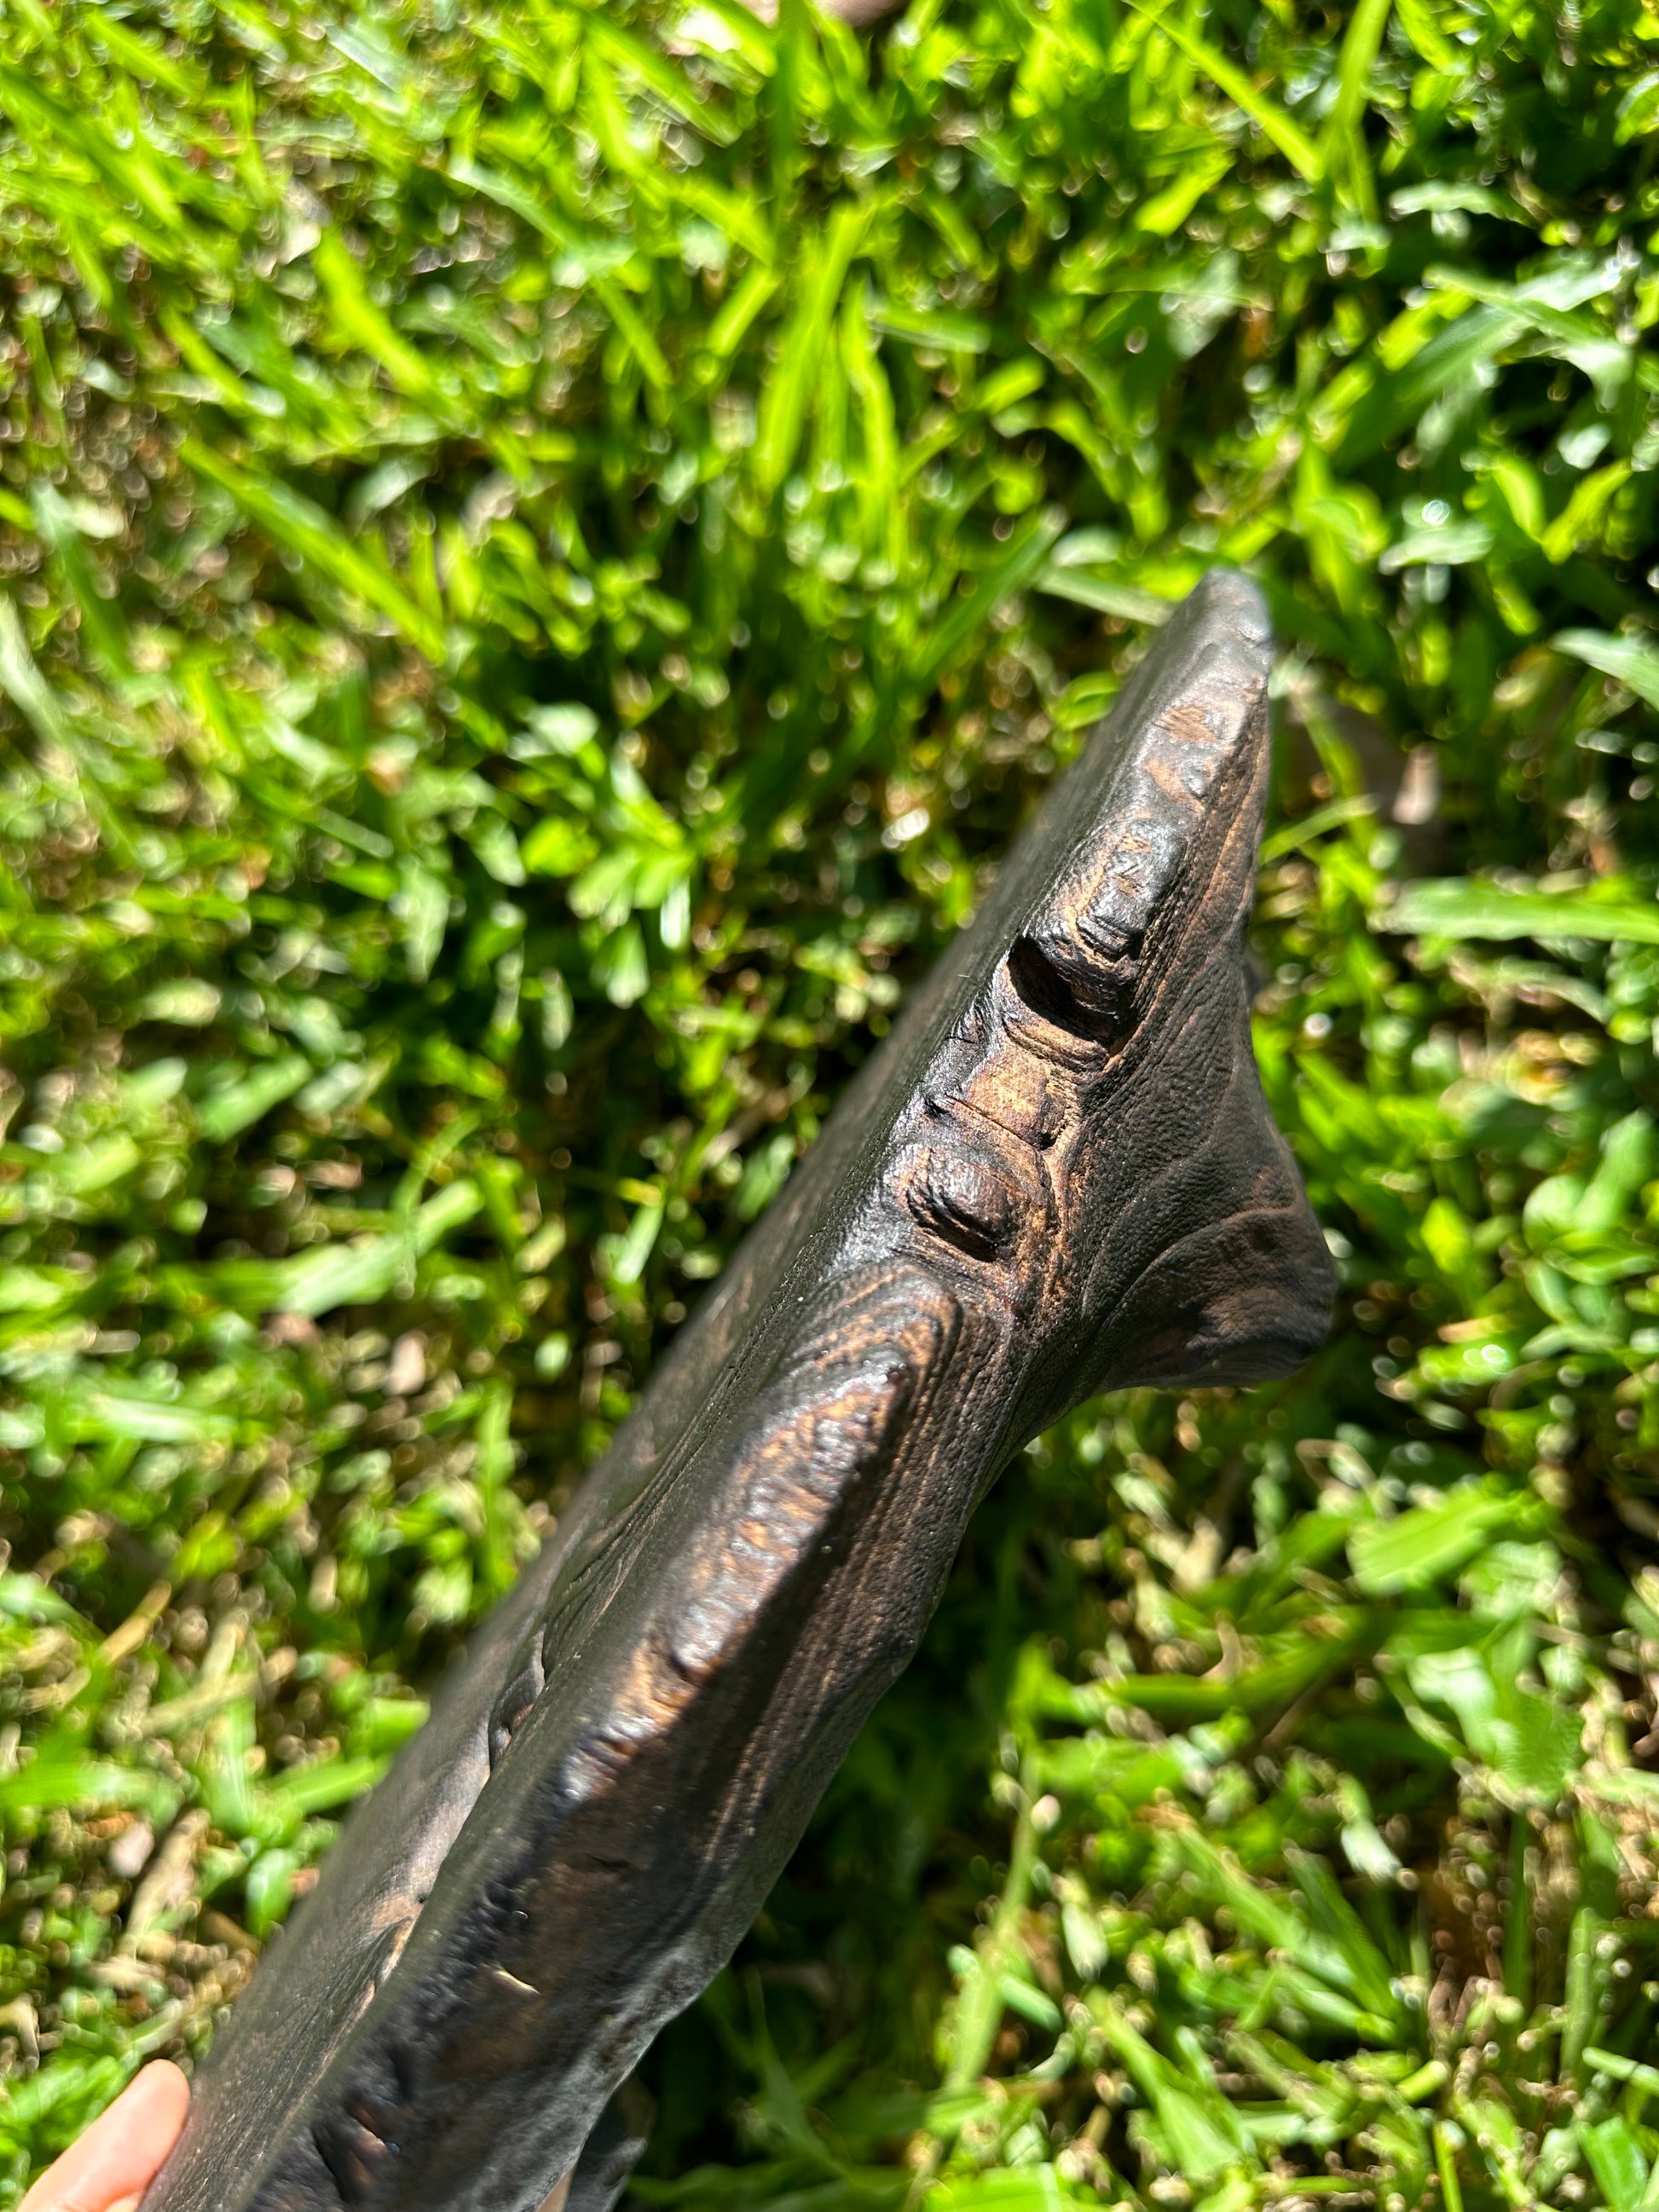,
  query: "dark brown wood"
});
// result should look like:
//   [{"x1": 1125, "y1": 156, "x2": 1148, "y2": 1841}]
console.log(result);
[{"x1": 143, "y1": 569, "x2": 1333, "y2": 2212}]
